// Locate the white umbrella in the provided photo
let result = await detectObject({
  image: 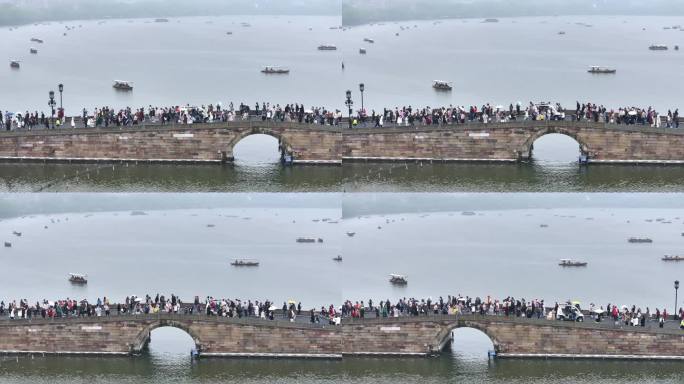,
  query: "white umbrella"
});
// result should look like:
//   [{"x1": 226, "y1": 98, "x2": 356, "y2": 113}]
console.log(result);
[
  {"x1": 135, "y1": 297, "x2": 143, "y2": 303},
  {"x1": 628, "y1": 110, "x2": 637, "y2": 116},
  {"x1": 268, "y1": 305, "x2": 277, "y2": 311},
  {"x1": 591, "y1": 308, "x2": 606, "y2": 314}
]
